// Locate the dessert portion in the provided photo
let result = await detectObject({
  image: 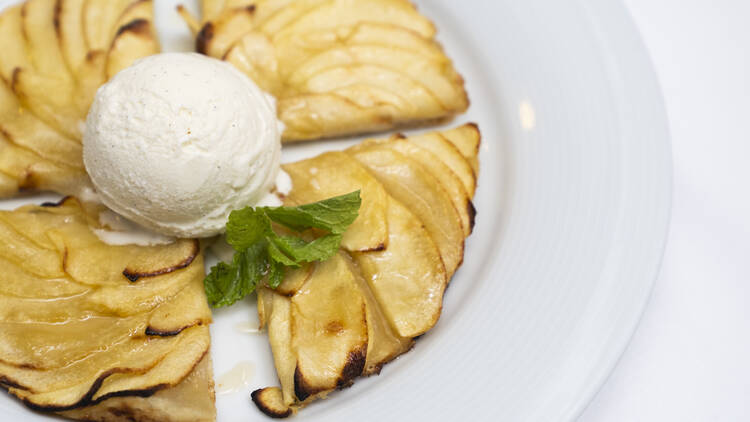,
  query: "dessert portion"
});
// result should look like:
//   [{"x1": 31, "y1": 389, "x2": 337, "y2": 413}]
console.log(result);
[
  {"x1": 84, "y1": 53, "x2": 283, "y2": 238},
  {"x1": 0, "y1": 0, "x2": 159, "y2": 198},
  {"x1": 0, "y1": 197, "x2": 215, "y2": 422},
  {"x1": 184, "y1": 0, "x2": 469, "y2": 141},
  {"x1": 251, "y1": 123, "x2": 480, "y2": 417}
]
